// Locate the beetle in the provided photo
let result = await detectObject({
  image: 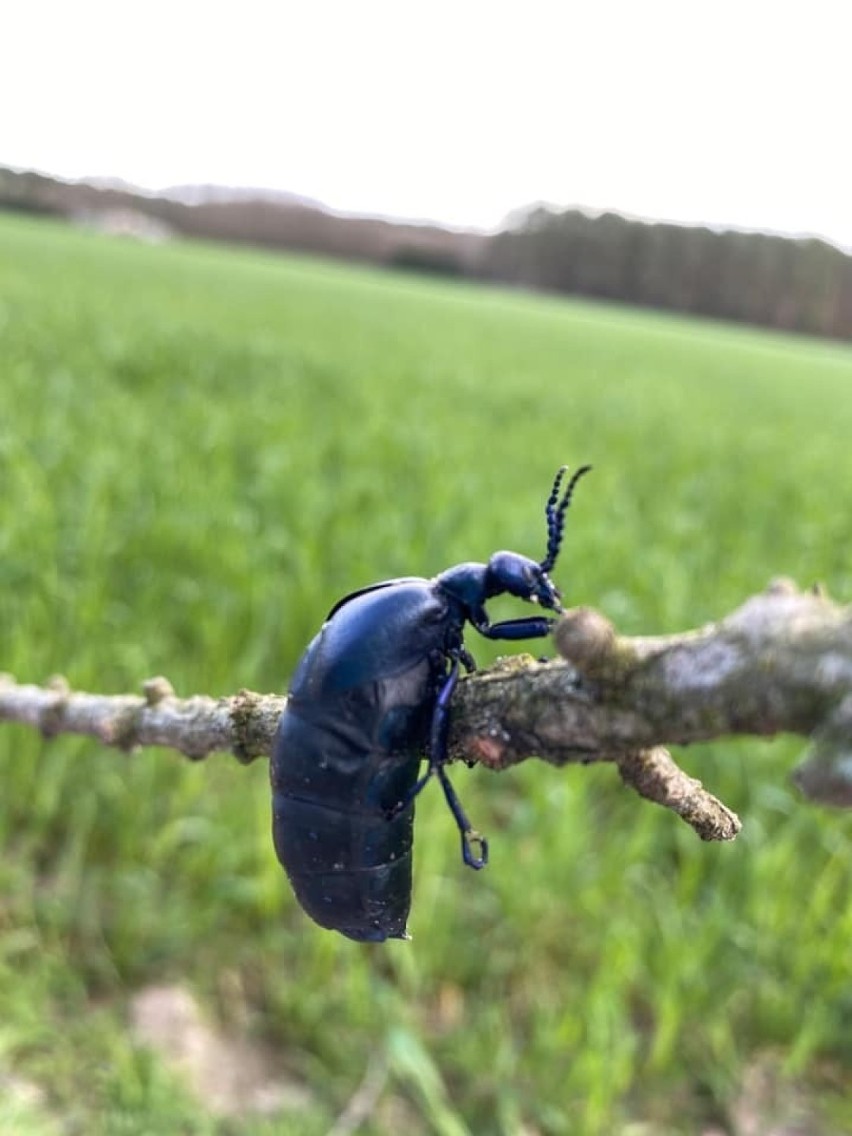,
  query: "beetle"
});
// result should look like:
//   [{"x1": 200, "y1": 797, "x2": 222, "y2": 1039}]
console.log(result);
[{"x1": 270, "y1": 464, "x2": 592, "y2": 941}]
